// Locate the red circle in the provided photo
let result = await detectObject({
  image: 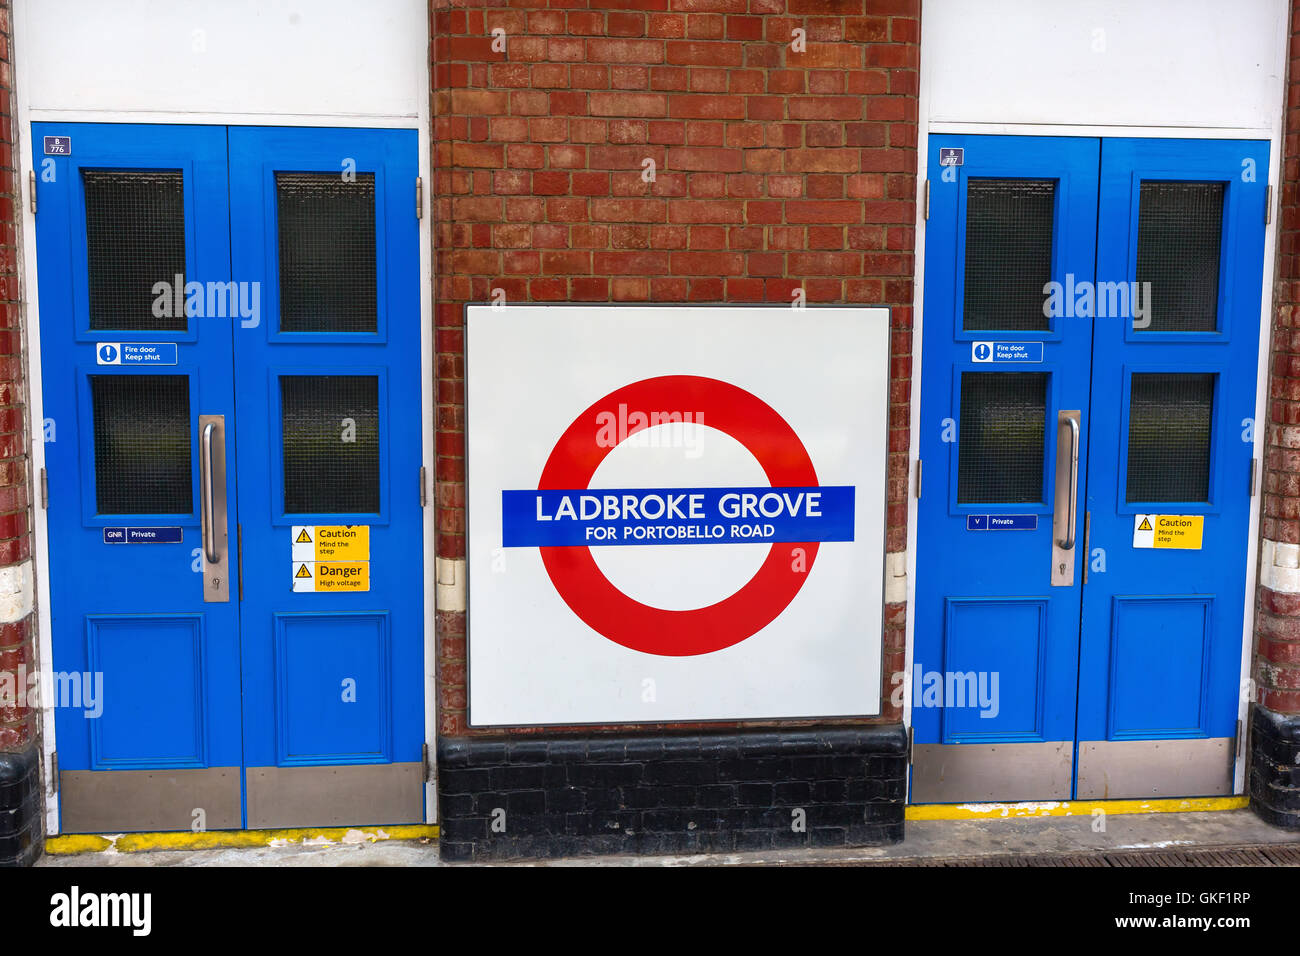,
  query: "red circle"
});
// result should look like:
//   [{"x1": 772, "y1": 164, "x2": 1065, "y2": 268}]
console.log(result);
[{"x1": 538, "y1": 375, "x2": 820, "y2": 656}]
